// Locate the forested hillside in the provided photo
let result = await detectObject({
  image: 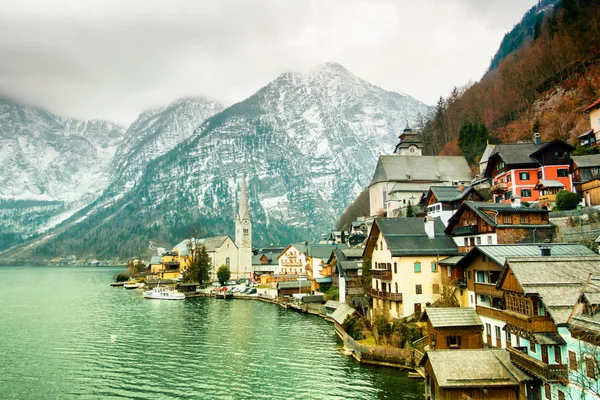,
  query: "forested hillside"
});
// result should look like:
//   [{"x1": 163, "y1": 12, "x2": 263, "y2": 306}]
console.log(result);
[{"x1": 422, "y1": 0, "x2": 600, "y2": 159}]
